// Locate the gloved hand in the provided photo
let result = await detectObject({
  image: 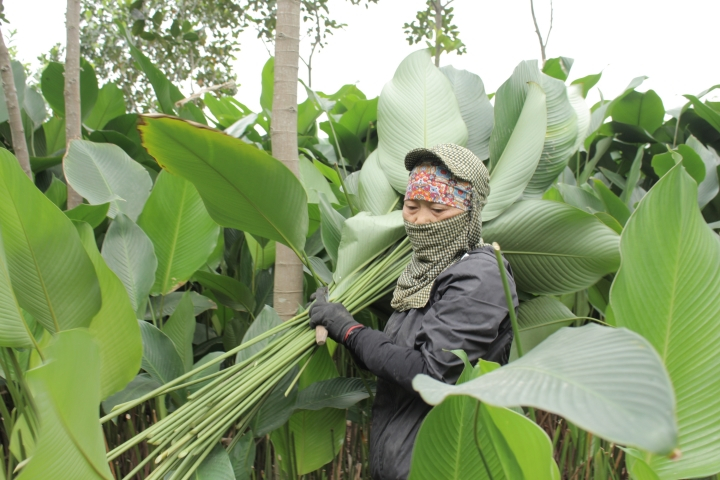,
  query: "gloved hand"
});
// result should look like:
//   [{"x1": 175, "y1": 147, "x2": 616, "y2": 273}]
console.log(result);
[{"x1": 309, "y1": 287, "x2": 363, "y2": 344}]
